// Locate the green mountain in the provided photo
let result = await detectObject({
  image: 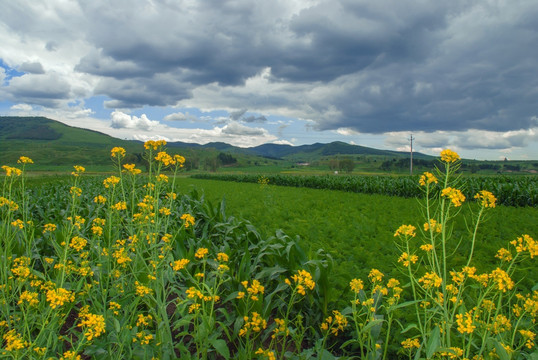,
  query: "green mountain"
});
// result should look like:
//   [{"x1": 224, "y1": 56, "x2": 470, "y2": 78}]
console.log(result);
[{"x1": 0, "y1": 116, "x2": 431, "y2": 170}]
